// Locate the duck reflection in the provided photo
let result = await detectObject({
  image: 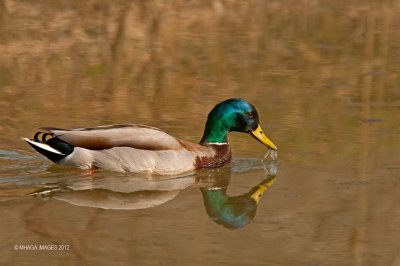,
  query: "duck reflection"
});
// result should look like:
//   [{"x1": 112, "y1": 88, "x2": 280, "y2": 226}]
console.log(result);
[
  {"x1": 33, "y1": 159, "x2": 278, "y2": 228},
  {"x1": 201, "y1": 175, "x2": 276, "y2": 229}
]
